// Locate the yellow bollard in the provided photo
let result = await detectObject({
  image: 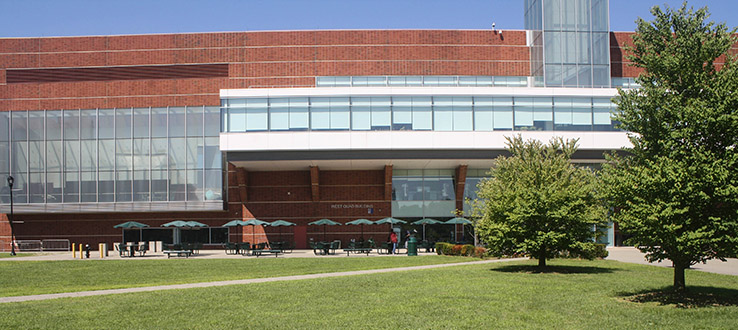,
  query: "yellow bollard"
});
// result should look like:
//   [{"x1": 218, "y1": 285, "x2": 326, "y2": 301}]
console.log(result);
[
  {"x1": 72, "y1": 243, "x2": 76, "y2": 259},
  {"x1": 99, "y1": 243, "x2": 104, "y2": 259},
  {"x1": 79, "y1": 243, "x2": 84, "y2": 259}
]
